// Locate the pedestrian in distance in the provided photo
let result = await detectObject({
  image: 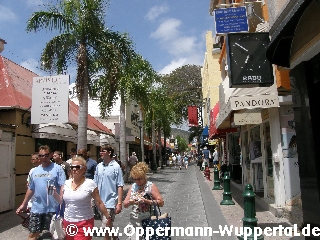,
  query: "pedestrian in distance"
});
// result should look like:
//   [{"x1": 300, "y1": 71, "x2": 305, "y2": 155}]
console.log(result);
[
  {"x1": 16, "y1": 145, "x2": 66, "y2": 240},
  {"x1": 77, "y1": 148, "x2": 97, "y2": 180},
  {"x1": 176, "y1": 153, "x2": 181, "y2": 169},
  {"x1": 197, "y1": 155, "x2": 203, "y2": 171},
  {"x1": 212, "y1": 147, "x2": 219, "y2": 167},
  {"x1": 94, "y1": 144, "x2": 124, "y2": 240},
  {"x1": 128, "y1": 152, "x2": 138, "y2": 172},
  {"x1": 66, "y1": 148, "x2": 77, "y2": 165},
  {"x1": 53, "y1": 150, "x2": 71, "y2": 180},
  {"x1": 172, "y1": 154, "x2": 177, "y2": 169},
  {"x1": 202, "y1": 146, "x2": 211, "y2": 170},
  {"x1": 184, "y1": 155, "x2": 189, "y2": 170},
  {"x1": 113, "y1": 153, "x2": 125, "y2": 176},
  {"x1": 123, "y1": 162, "x2": 164, "y2": 240},
  {"x1": 52, "y1": 156, "x2": 112, "y2": 240},
  {"x1": 26, "y1": 153, "x2": 41, "y2": 210}
]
